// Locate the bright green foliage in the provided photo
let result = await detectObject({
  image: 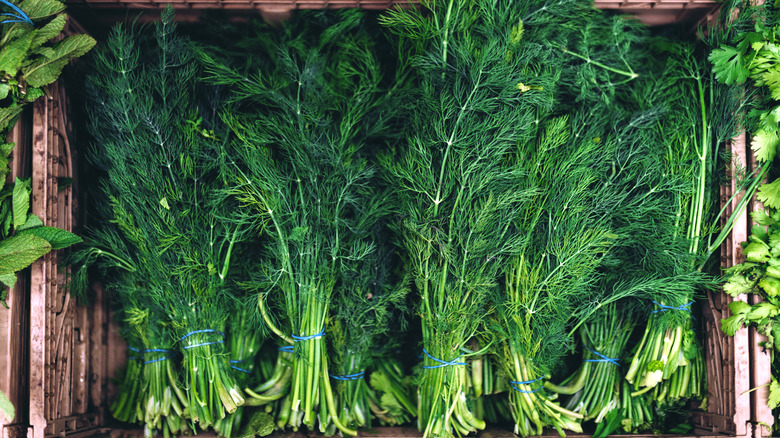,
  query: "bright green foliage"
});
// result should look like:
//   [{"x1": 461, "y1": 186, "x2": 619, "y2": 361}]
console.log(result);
[
  {"x1": 0, "y1": 389, "x2": 12, "y2": 423},
  {"x1": 0, "y1": 0, "x2": 95, "y2": 134},
  {"x1": 197, "y1": 10, "x2": 395, "y2": 436}
]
